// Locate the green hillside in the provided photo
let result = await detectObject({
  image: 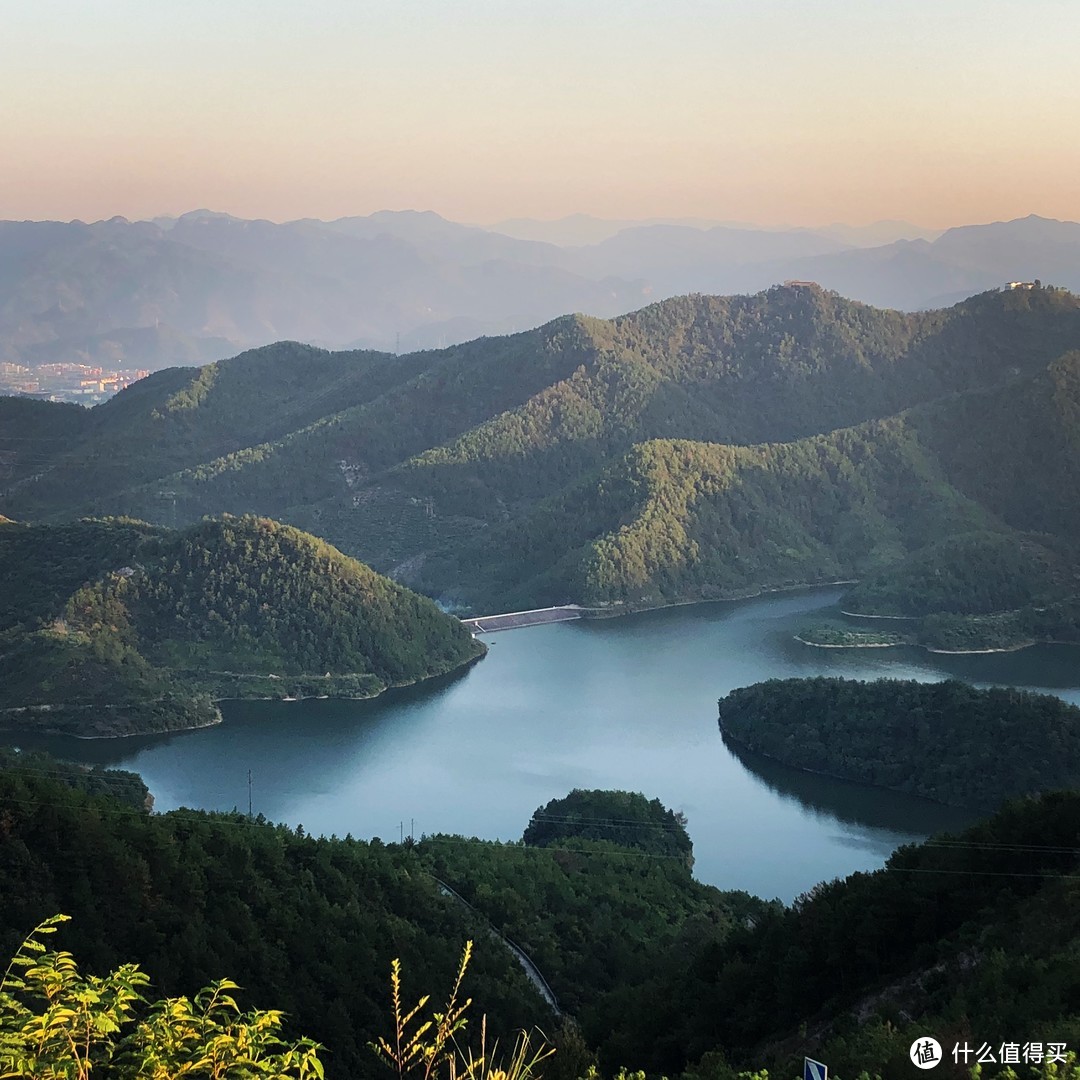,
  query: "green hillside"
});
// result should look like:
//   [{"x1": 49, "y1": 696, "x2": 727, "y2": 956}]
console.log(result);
[
  {"x1": 614, "y1": 791, "x2": 1080, "y2": 1079},
  {"x1": 0, "y1": 341, "x2": 425, "y2": 517},
  {"x1": 0, "y1": 763, "x2": 551, "y2": 1080},
  {"x1": 842, "y1": 530, "x2": 1075, "y2": 617},
  {"x1": 0, "y1": 515, "x2": 483, "y2": 735},
  {"x1": 4, "y1": 285, "x2": 1080, "y2": 620},
  {"x1": 0, "y1": 318, "x2": 598, "y2": 523},
  {"x1": 394, "y1": 284, "x2": 1080, "y2": 514},
  {"x1": 426, "y1": 348, "x2": 1080, "y2": 632}
]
